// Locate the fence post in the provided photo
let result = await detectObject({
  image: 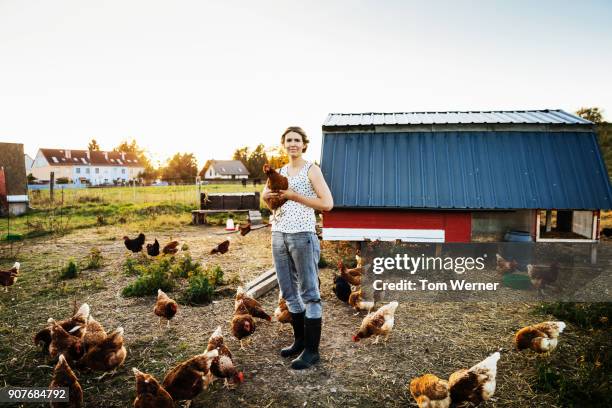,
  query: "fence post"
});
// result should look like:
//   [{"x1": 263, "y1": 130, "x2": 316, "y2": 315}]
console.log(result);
[{"x1": 50, "y1": 171, "x2": 55, "y2": 201}]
